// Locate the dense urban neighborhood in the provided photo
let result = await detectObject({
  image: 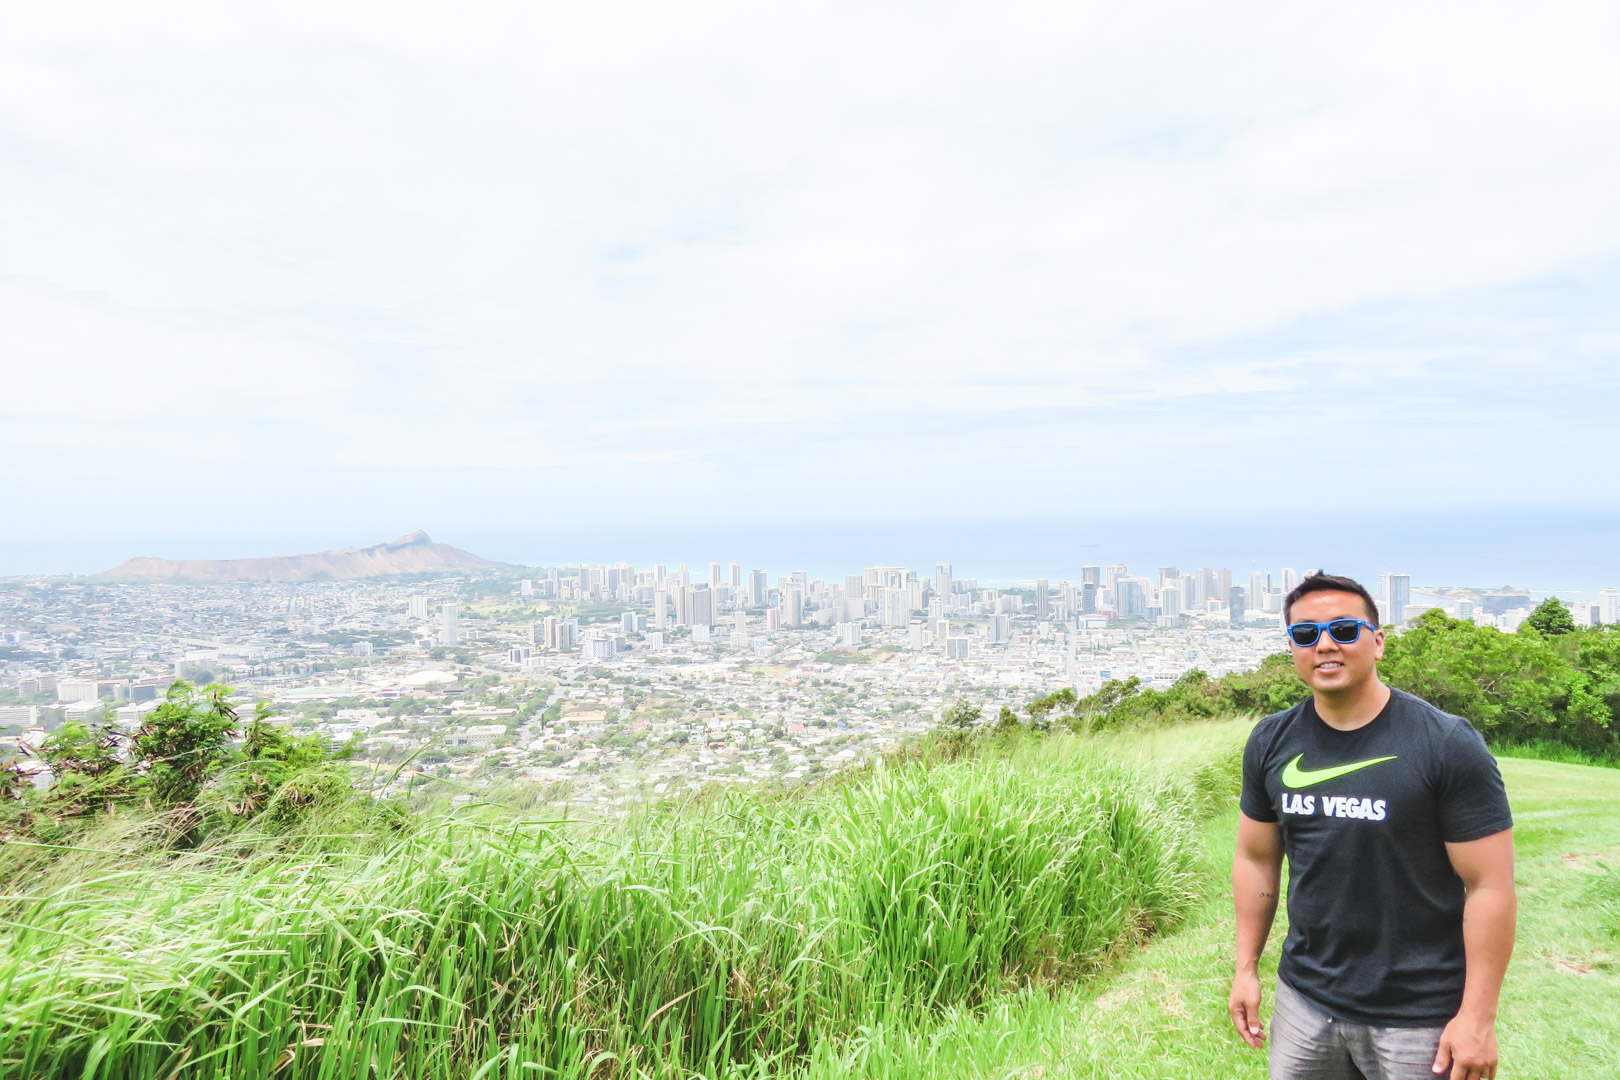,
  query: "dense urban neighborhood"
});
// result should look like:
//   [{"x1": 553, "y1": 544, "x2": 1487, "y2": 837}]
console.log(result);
[{"x1": 0, "y1": 559, "x2": 1595, "y2": 810}]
